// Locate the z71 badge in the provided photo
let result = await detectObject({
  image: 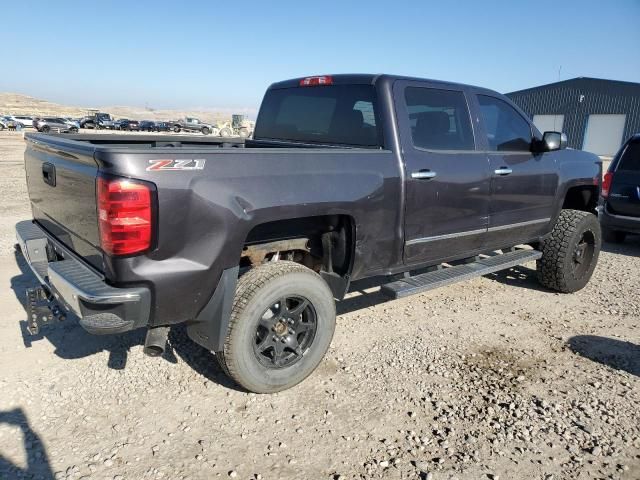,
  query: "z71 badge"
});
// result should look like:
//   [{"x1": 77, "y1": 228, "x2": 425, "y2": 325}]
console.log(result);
[{"x1": 147, "y1": 159, "x2": 206, "y2": 171}]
